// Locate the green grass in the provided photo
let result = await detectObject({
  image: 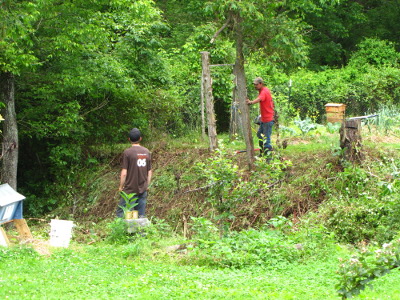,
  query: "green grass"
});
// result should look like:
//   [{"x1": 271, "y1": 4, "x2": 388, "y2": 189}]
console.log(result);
[
  {"x1": 0, "y1": 244, "x2": 337, "y2": 299},
  {"x1": 1, "y1": 240, "x2": 400, "y2": 299}
]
